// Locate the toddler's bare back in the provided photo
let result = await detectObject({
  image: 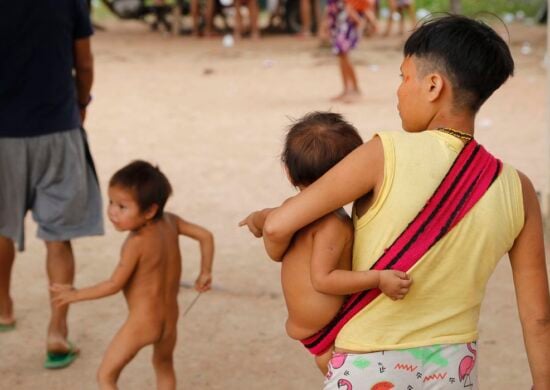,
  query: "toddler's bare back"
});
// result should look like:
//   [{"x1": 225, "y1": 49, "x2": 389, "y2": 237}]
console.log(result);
[
  {"x1": 281, "y1": 210, "x2": 353, "y2": 340},
  {"x1": 122, "y1": 214, "x2": 182, "y2": 324}
]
